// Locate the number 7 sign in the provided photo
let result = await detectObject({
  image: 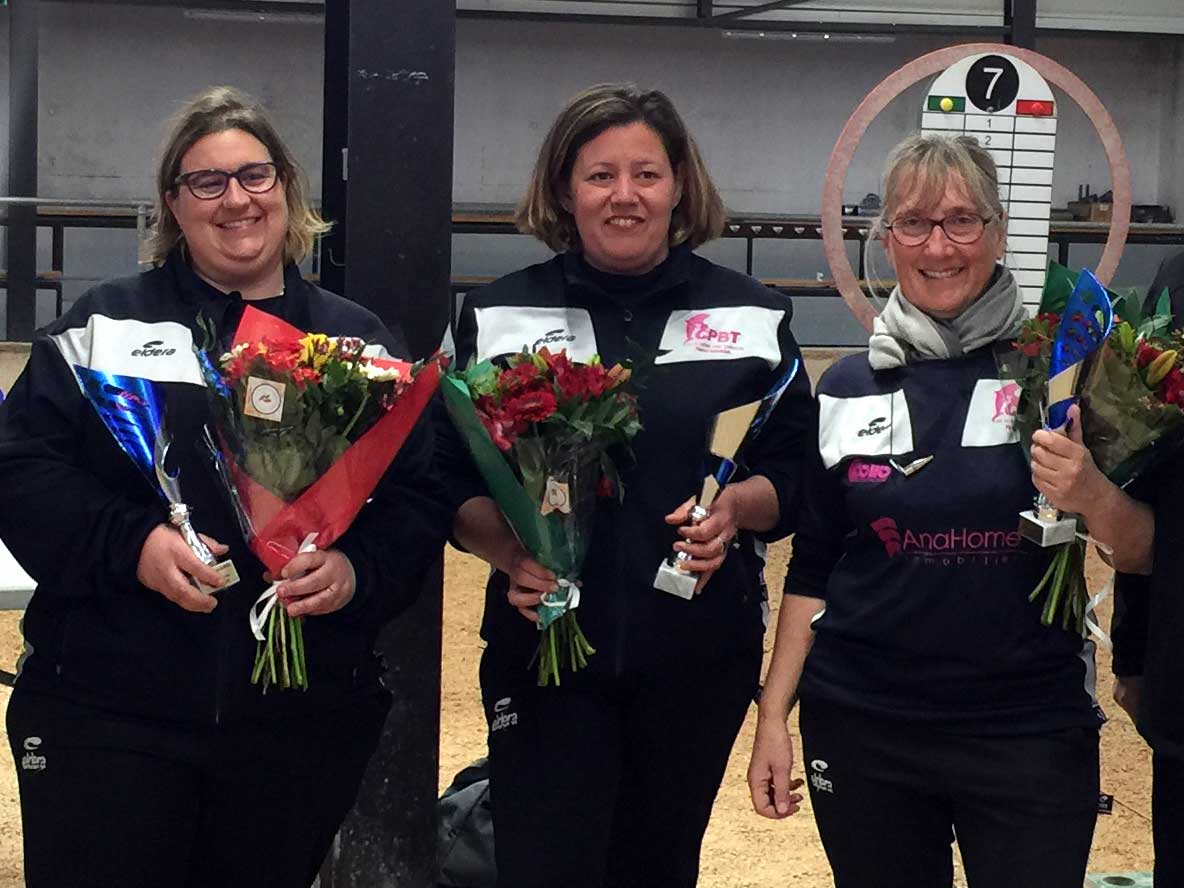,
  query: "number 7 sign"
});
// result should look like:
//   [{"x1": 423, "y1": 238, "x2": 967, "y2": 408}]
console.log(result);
[{"x1": 922, "y1": 52, "x2": 1057, "y2": 310}]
